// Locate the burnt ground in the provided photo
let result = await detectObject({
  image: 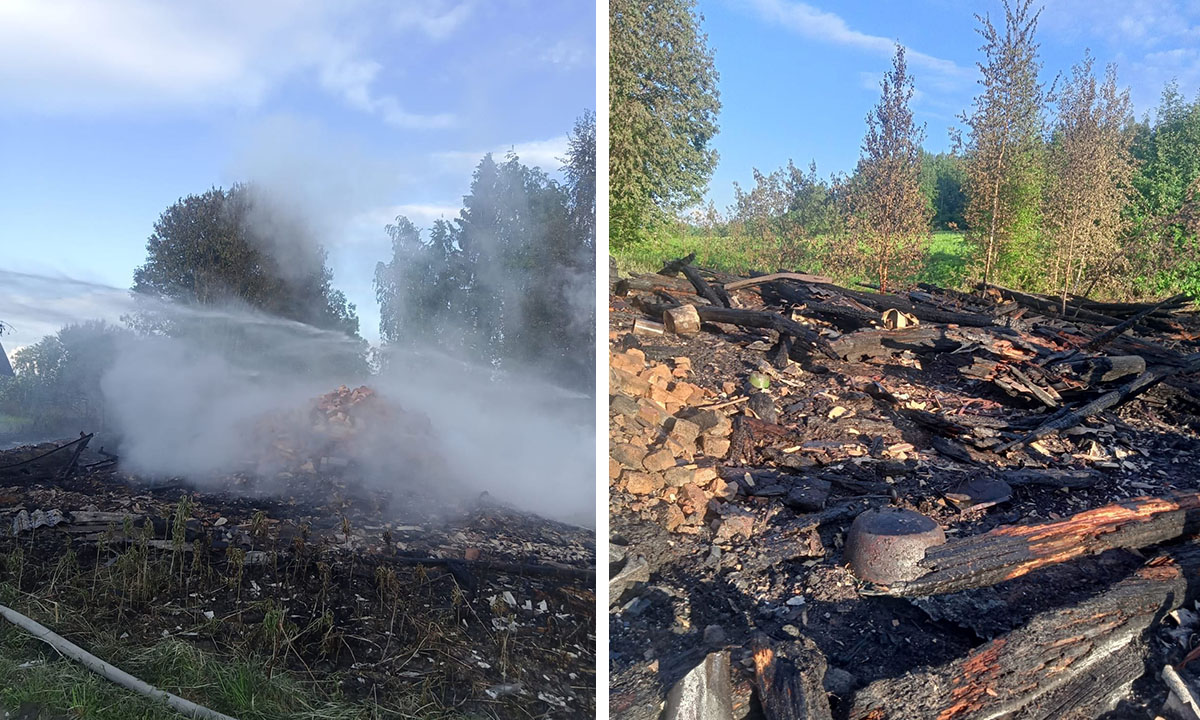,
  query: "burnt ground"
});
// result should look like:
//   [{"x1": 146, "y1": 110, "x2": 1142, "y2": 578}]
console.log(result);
[
  {"x1": 0, "y1": 440, "x2": 595, "y2": 719},
  {"x1": 608, "y1": 279, "x2": 1200, "y2": 720}
]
